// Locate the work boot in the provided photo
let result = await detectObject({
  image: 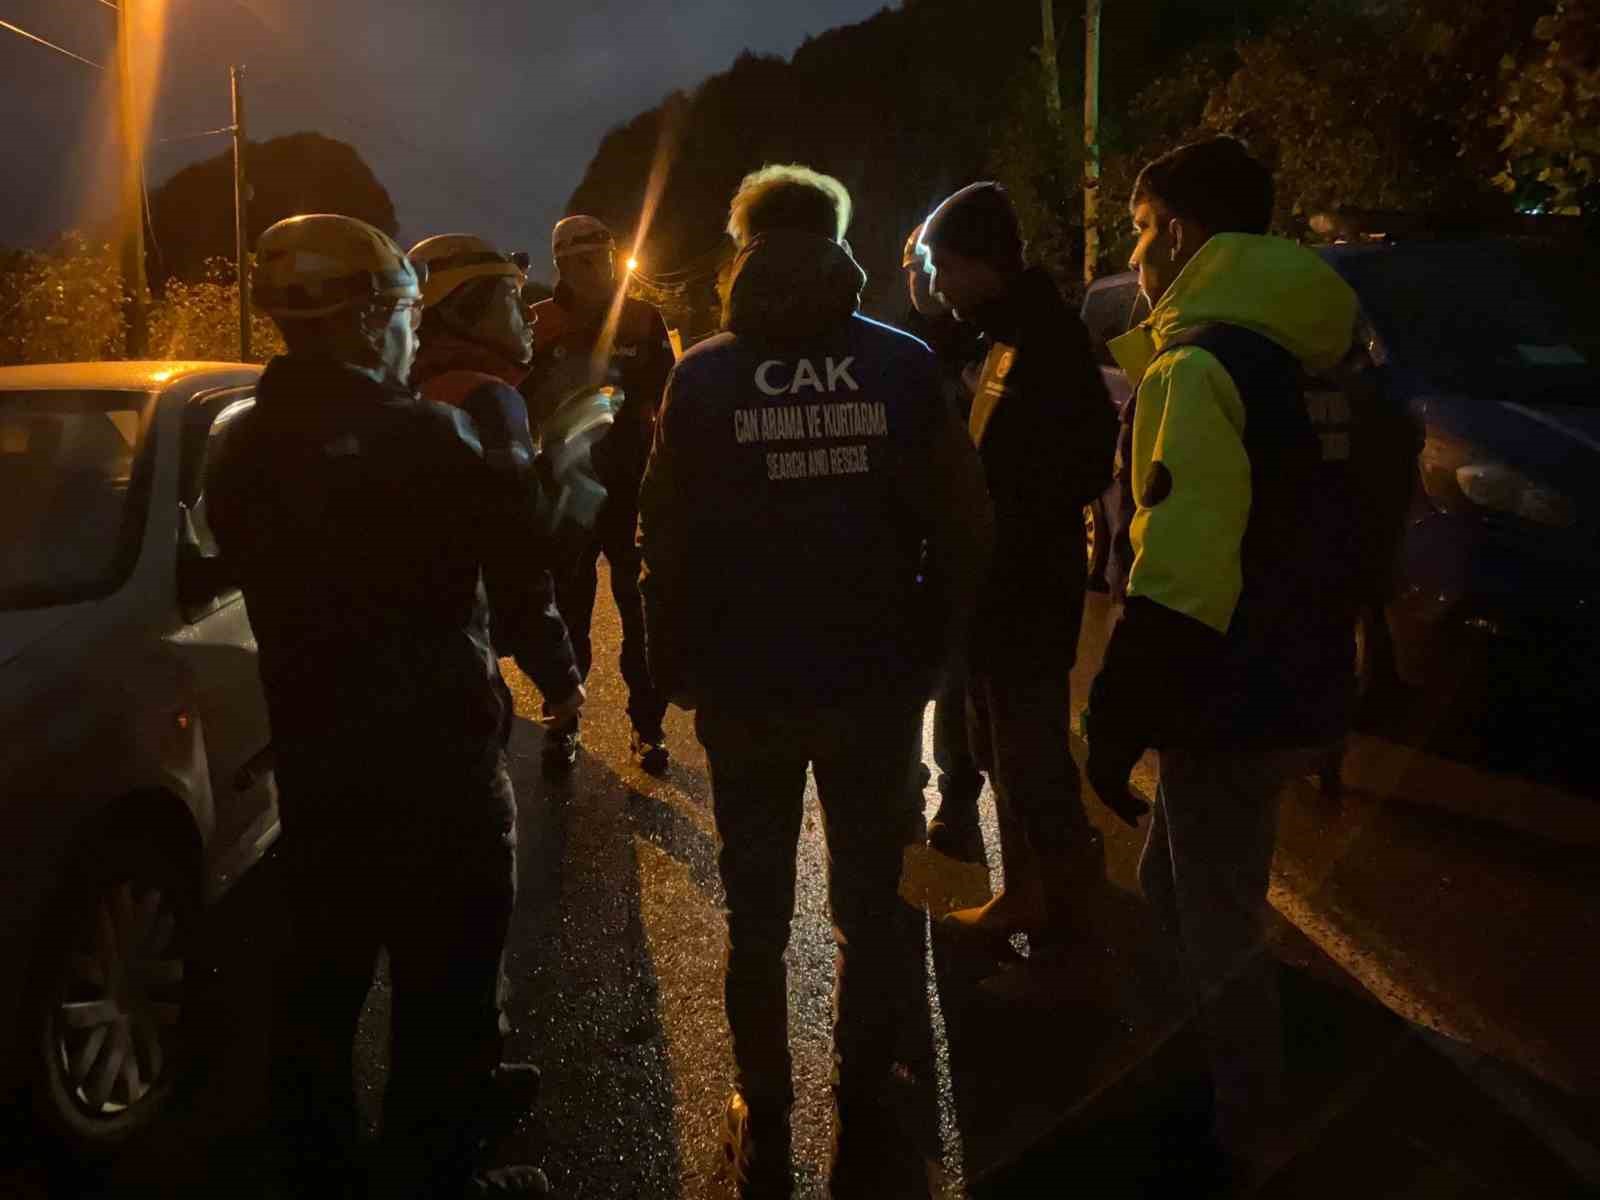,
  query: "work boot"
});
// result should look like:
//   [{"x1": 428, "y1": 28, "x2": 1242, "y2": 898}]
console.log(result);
[
  {"x1": 721, "y1": 1092, "x2": 793, "y2": 1199},
  {"x1": 941, "y1": 880, "x2": 1046, "y2": 953},
  {"x1": 925, "y1": 794, "x2": 985, "y2": 863},
  {"x1": 541, "y1": 725, "x2": 578, "y2": 774},
  {"x1": 630, "y1": 729, "x2": 670, "y2": 776}
]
